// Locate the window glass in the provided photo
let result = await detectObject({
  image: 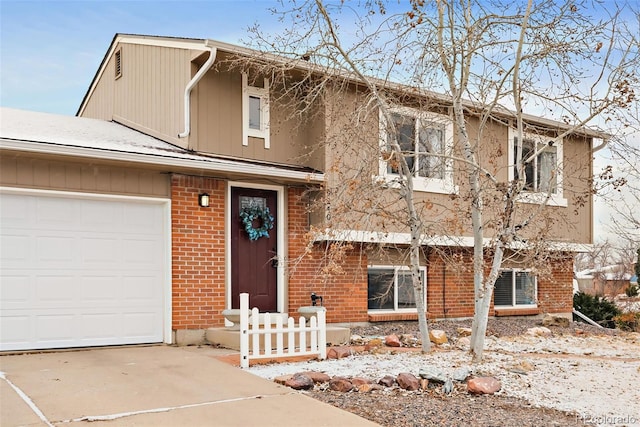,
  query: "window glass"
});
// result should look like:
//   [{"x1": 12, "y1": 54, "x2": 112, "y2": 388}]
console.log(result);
[
  {"x1": 538, "y1": 147, "x2": 557, "y2": 193},
  {"x1": 514, "y1": 137, "x2": 557, "y2": 194},
  {"x1": 418, "y1": 124, "x2": 445, "y2": 179},
  {"x1": 249, "y1": 96, "x2": 261, "y2": 130},
  {"x1": 494, "y1": 272, "x2": 513, "y2": 306},
  {"x1": 515, "y1": 271, "x2": 536, "y2": 305},
  {"x1": 367, "y1": 269, "x2": 395, "y2": 310},
  {"x1": 397, "y1": 271, "x2": 416, "y2": 309}
]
